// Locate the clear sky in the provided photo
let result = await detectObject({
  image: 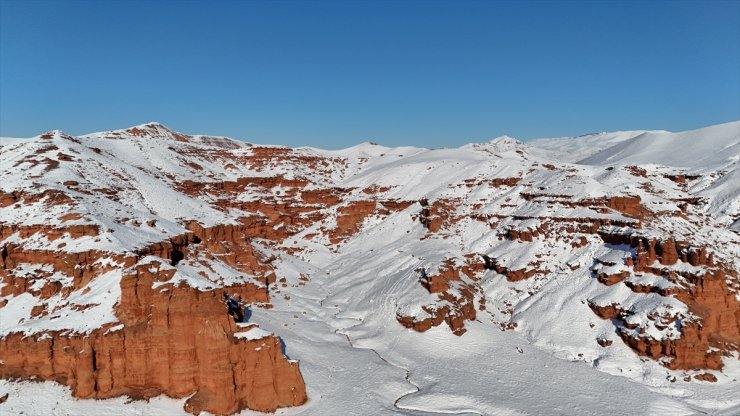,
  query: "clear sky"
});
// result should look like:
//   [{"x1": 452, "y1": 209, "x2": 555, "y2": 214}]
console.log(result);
[{"x1": 1, "y1": 0, "x2": 738, "y2": 148}]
